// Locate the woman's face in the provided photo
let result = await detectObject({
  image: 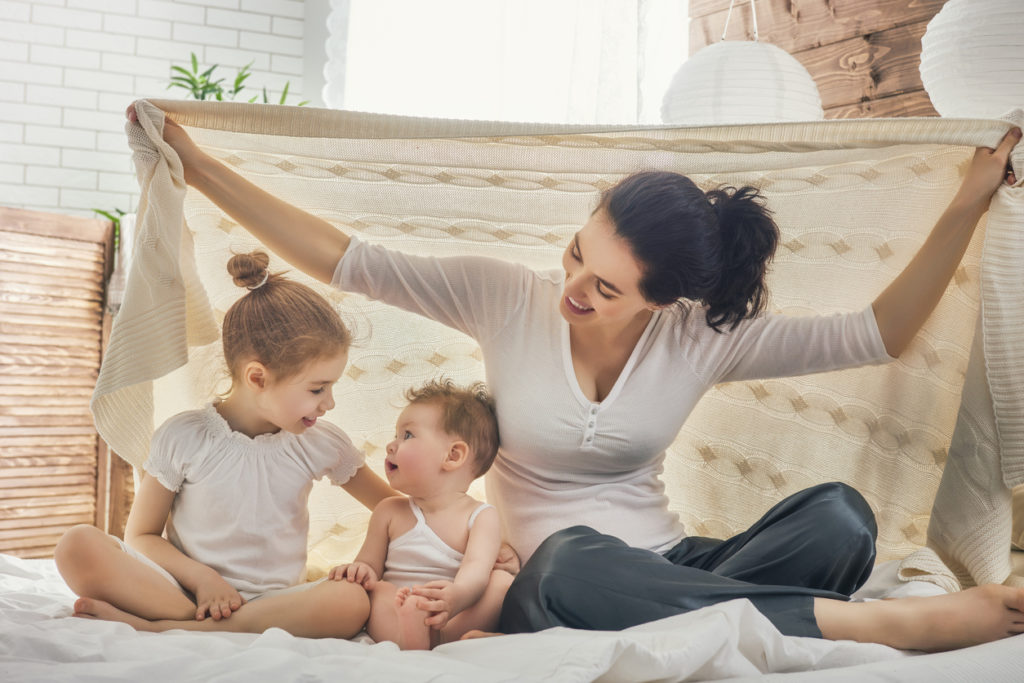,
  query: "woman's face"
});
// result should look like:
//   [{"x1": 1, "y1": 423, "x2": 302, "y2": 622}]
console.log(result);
[{"x1": 559, "y1": 208, "x2": 655, "y2": 332}]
